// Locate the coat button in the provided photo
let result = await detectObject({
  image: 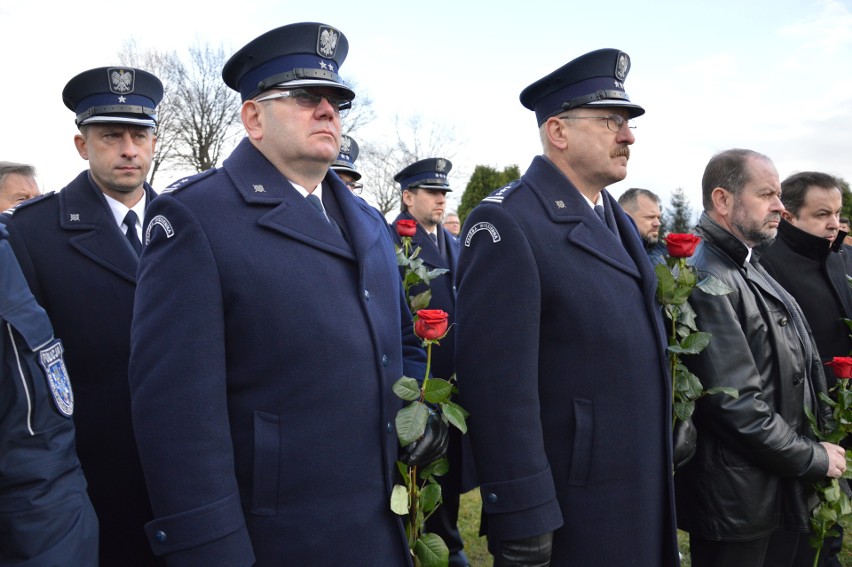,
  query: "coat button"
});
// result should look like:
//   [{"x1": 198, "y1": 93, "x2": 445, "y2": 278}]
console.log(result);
[
  {"x1": 364, "y1": 289, "x2": 371, "y2": 301},
  {"x1": 155, "y1": 530, "x2": 167, "y2": 543},
  {"x1": 778, "y1": 316, "x2": 788, "y2": 326},
  {"x1": 382, "y1": 354, "x2": 389, "y2": 367},
  {"x1": 487, "y1": 493, "x2": 498, "y2": 503},
  {"x1": 387, "y1": 421, "x2": 393, "y2": 433}
]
